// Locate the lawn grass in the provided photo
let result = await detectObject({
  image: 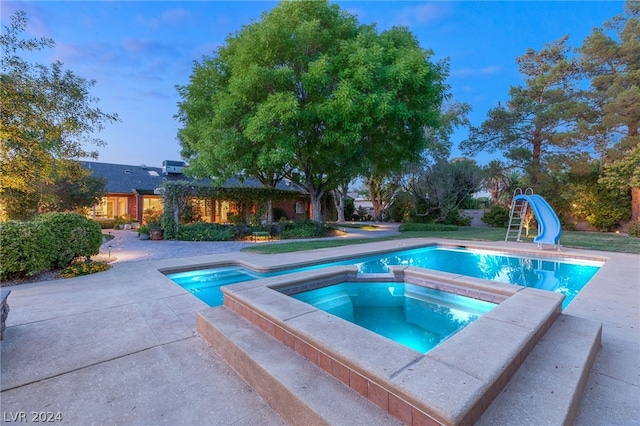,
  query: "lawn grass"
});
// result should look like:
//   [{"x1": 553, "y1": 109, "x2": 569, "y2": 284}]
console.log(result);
[
  {"x1": 337, "y1": 223, "x2": 380, "y2": 230},
  {"x1": 559, "y1": 230, "x2": 640, "y2": 253},
  {"x1": 244, "y1": 238, "x2": 395, "y2": 253},
  {"x1": 241, "y1": 226, "x2": 640, "y2": 254}
]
